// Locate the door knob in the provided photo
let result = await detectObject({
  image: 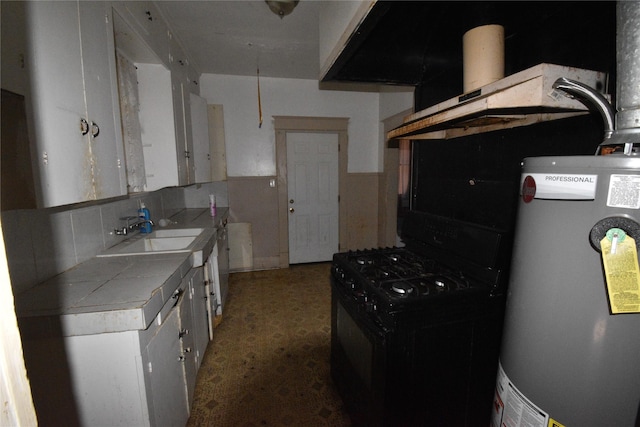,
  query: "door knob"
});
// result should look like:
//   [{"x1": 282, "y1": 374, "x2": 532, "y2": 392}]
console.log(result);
[{"x1": 289, "y1": 207, "x2": 295, "y2": 213}]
